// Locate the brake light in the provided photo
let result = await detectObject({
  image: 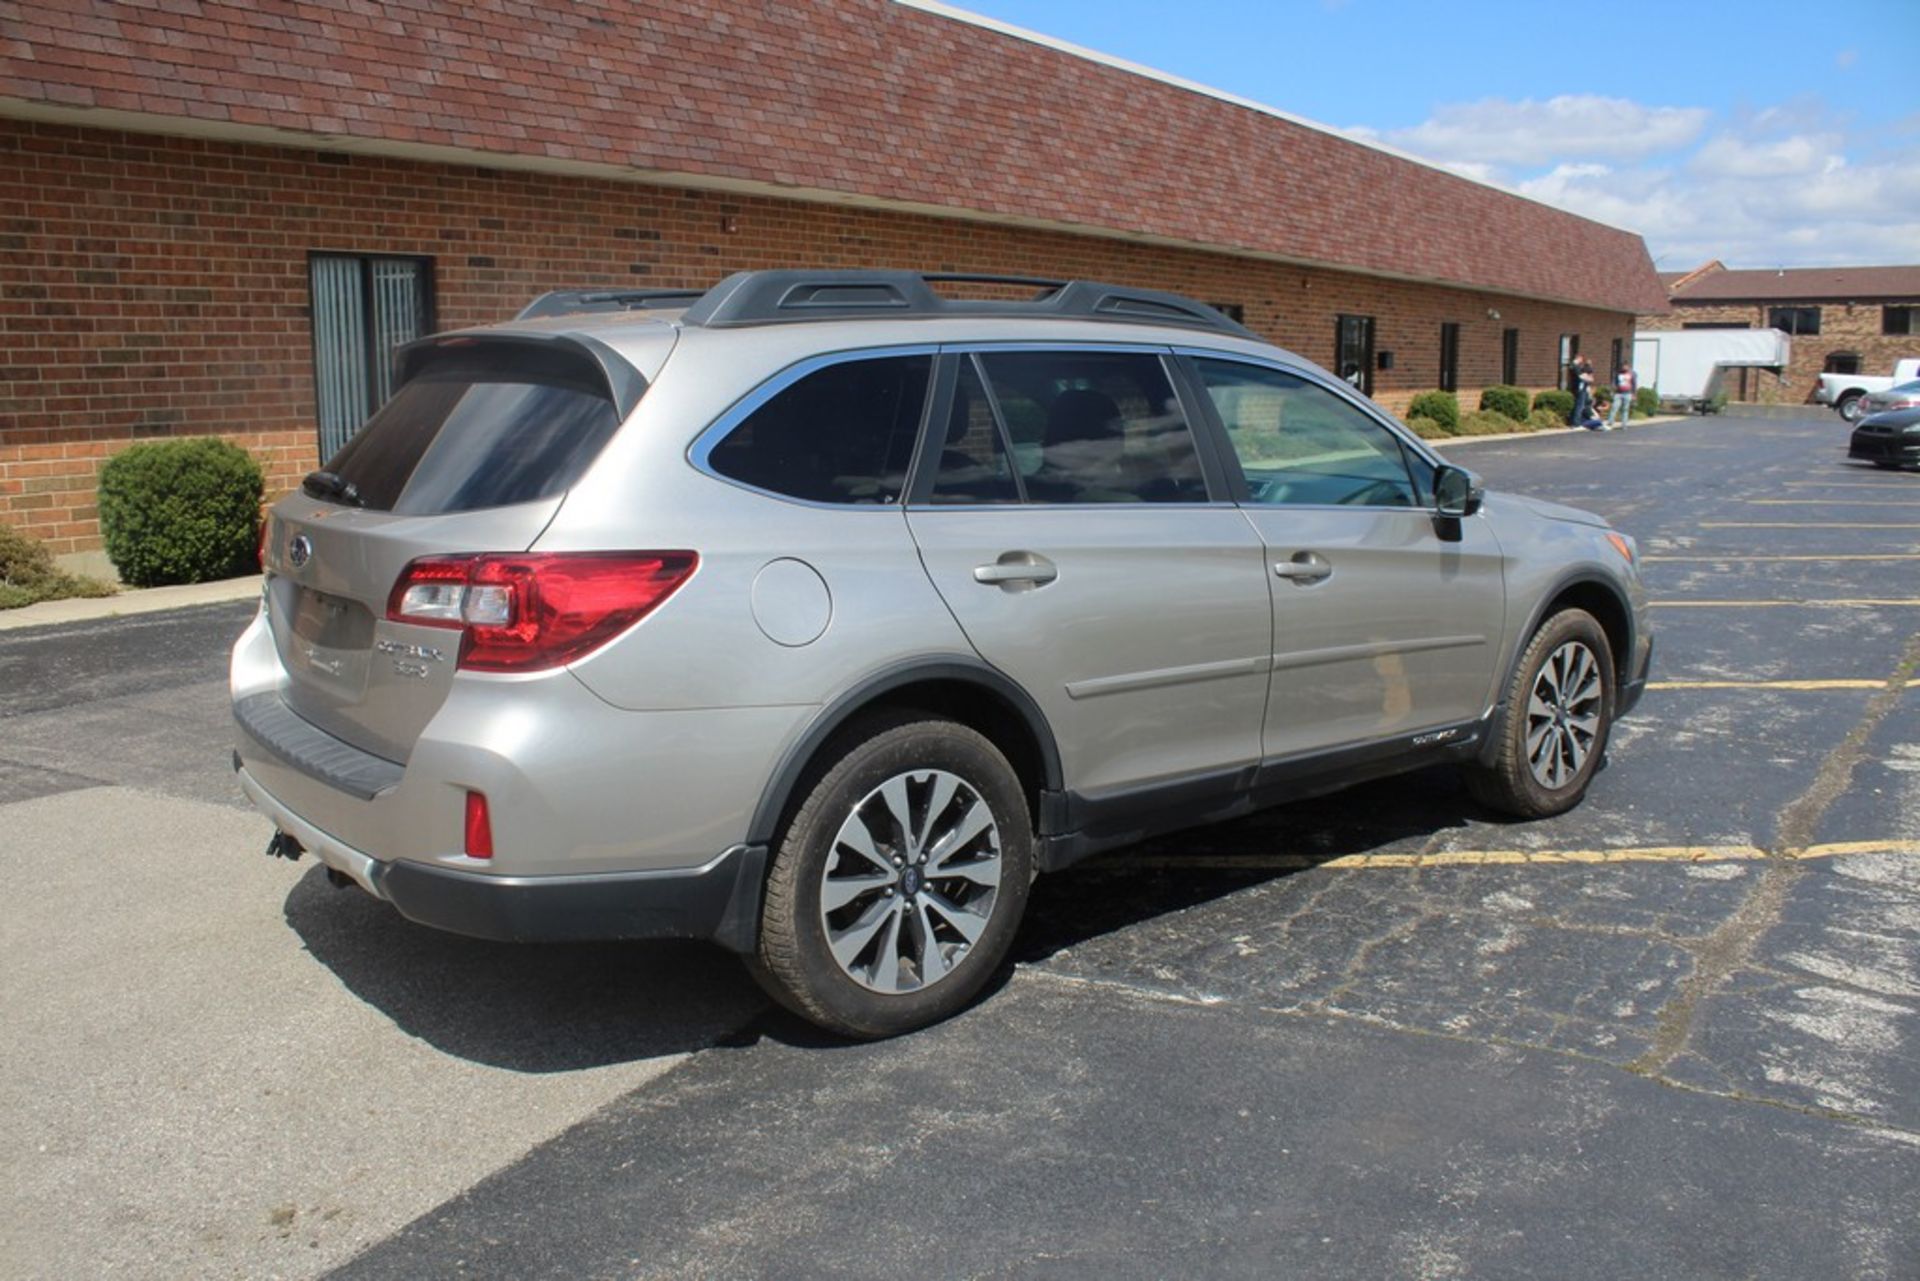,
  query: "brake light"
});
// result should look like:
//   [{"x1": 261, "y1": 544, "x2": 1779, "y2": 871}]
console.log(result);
[
  {"x1": 464, "y1": 790, "x2": 494, "y2": 859},
  {"x1": 387, "y1": 552, "x2": 698, "y2": 672}
]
